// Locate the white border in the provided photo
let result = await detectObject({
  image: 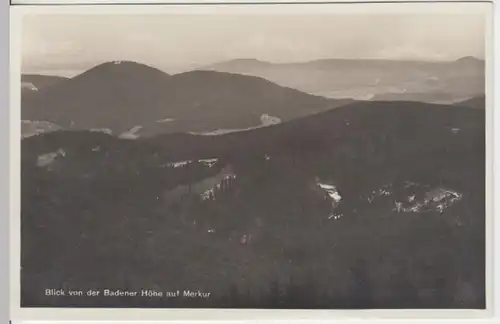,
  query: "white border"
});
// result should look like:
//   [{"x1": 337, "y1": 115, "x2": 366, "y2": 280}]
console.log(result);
[
  {"x1": 9, "y1": 2, "x2": 494, "y2": 321},
  {"x1": 7, "y1": 0, "x2": 495, "y2": 6},
  {"x1": 8, "y1": 2, "x2": 493, "y2": 14}
]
